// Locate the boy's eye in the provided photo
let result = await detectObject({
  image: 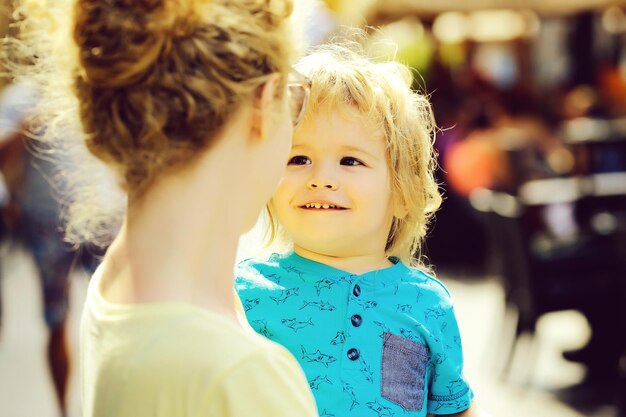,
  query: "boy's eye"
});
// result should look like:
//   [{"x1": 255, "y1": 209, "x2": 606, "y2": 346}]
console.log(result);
[
  {"x1": 288, "y1": 155, "x2": 311, "y2": 165},
  {"x1": 340, "y1": 157, "x2": 364, "y2": 166}
]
